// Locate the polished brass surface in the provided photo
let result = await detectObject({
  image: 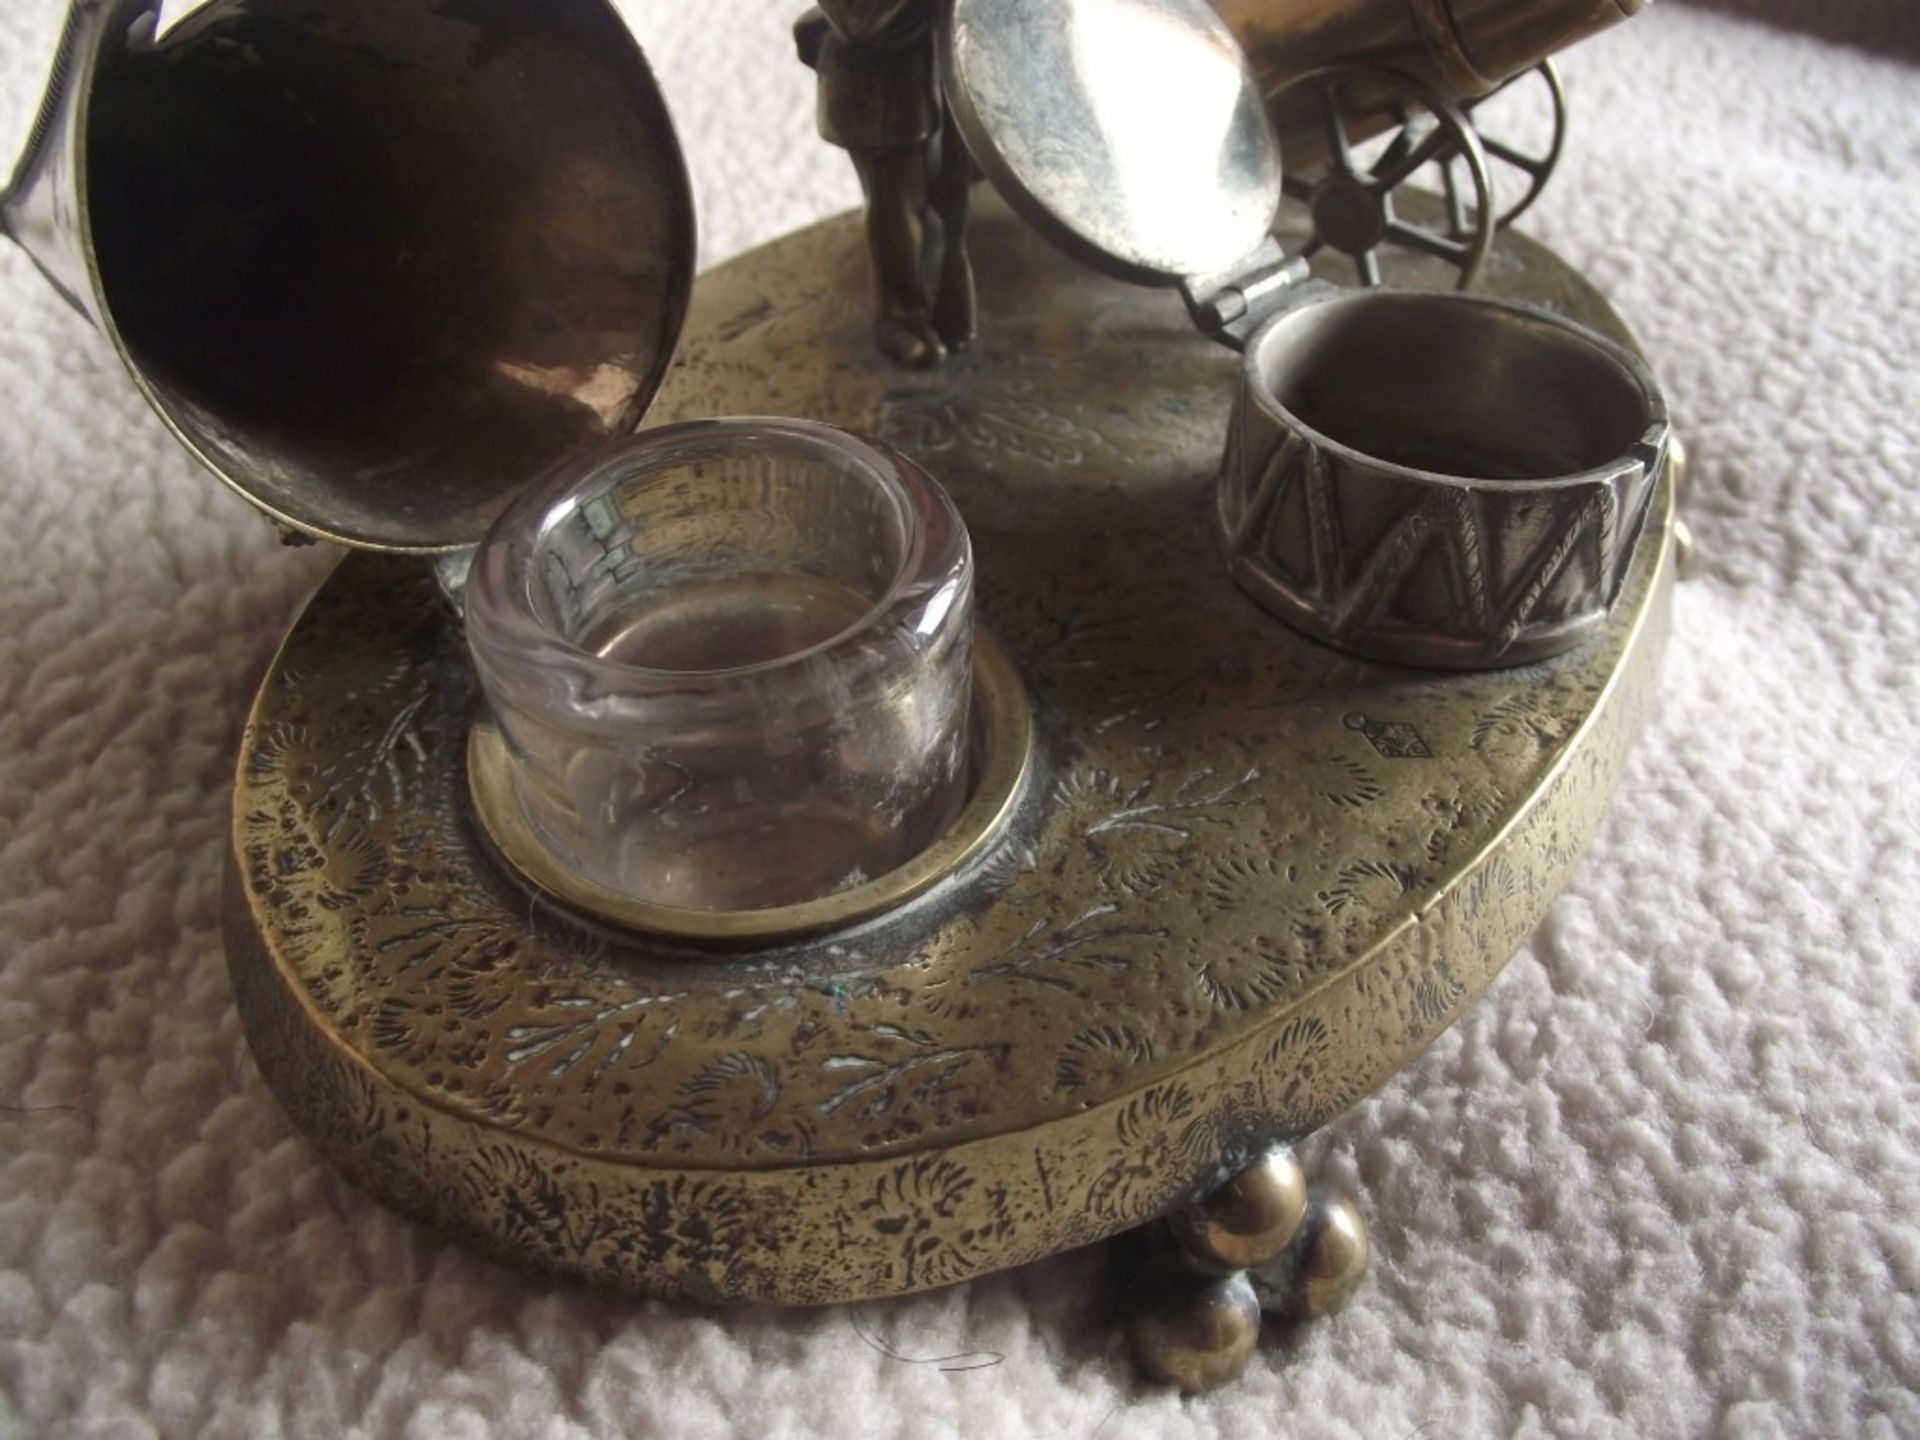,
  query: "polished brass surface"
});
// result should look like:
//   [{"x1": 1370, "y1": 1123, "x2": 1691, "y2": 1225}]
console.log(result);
[
  {"x1": 944, "y1": 0, "x2": 1283, "y2": 286},
  {"x1": 466, "y1": 630, "x2": 1035, "y2": 943},
  {"x1": 226, "y1": 195, "x2": 1674, "y2": 1305},
  {"x1": 1169, "y1": 1147, "x2": 1309, "y2": 1272},
  {"x1": 1251, "y1": 1187, "x2": 1372, "y2": 1318},
  {"x1": 1125, "y1": 1265, "x2": 1264, "y2": 1393},
  {"x1": 2, "y1": 0, "x2": 695, "y2": 553}
]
